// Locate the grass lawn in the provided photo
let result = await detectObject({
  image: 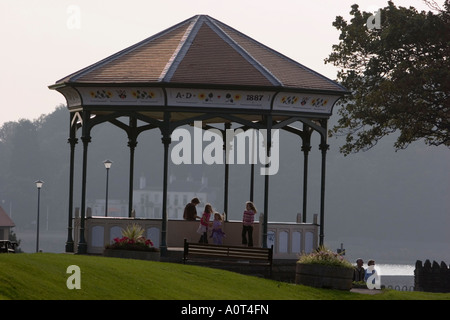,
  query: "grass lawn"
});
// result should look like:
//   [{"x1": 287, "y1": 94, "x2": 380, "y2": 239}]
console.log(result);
[{"x1": 0, "y1": 253, "x2": 449, "y2": 301}]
